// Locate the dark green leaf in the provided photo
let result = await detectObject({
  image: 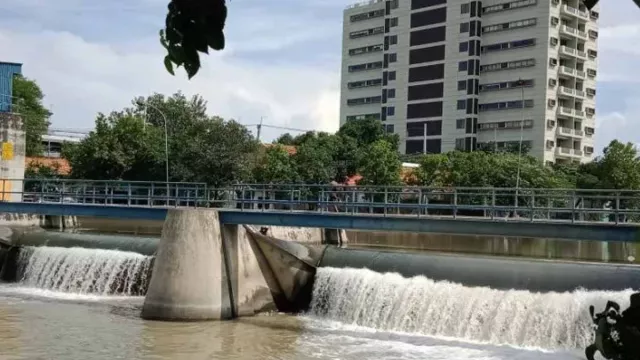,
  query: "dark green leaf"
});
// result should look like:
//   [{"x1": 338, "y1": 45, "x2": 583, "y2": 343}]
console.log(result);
[{"x1": 164, "y1": 55, "x2": 175, "y2": 75}]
